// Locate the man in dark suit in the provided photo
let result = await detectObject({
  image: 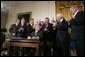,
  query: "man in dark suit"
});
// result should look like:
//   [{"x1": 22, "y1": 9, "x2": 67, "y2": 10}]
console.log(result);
[
  {"x1": 9, "y1": 19, "x2": 20, "y2": 37},
  {"x1": 31, "y1": 24, "x2": 43, "y2": 40},
  {"x1": 41, "y1": 17, "x2": 53, "y2": 41},
  {"x1": 41, "y1": 17, "x2": 53, "y2": 56},
  {"x1": 25, "y1": 22, "x2": 34, "y2": 38},
  {"x1": 51, "y1": 20, "x2": 58, "y2": 56},
  {"x1": 56, "y1": 13, "x2": 70, "y2": 56},
  {"x1": 69, "y1": 4, "x2": 84, "y2": 56},
  {"x1": 29, "y1": 24, "x2": 43, "y2": 56}
]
